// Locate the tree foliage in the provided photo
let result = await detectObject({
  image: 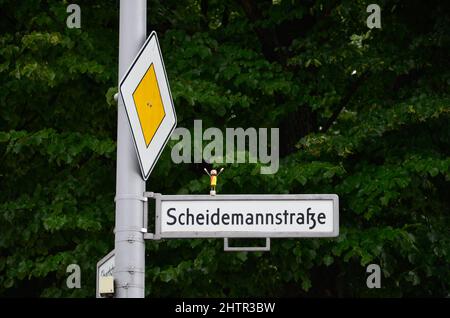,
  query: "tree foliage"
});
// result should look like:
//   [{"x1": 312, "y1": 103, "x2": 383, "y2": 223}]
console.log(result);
[{"x1": 0, "y1": 0, "x2": 449, "y2": 297}]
